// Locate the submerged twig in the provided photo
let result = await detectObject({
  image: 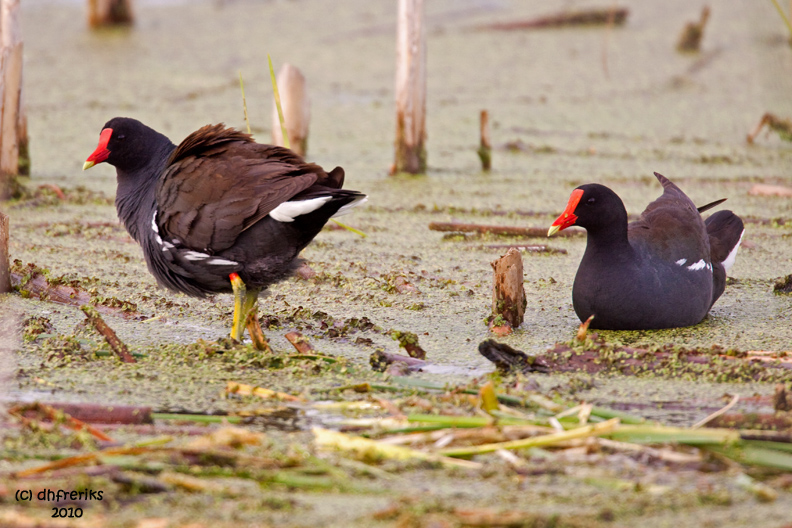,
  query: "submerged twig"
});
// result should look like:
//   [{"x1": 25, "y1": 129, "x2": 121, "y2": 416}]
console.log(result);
[
  {"x1": 80, "y1": 305, "x2": 136, "y2": 363},
  {"x1": 478, "y1": 7, "x2": 629, "y2": 30},
  {"x1": 430, "y1": 221, "x2": 580, "y2": 237}
]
